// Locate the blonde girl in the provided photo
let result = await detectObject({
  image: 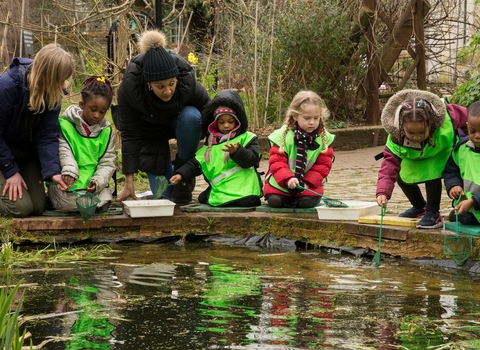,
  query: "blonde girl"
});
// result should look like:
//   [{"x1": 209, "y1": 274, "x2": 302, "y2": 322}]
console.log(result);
[
  {"x1": 264, "y1": 90, "x2": 335, "y2": 208},
  {"x1": 0, "y1": 44, "x2": 75, "y2": 217}
]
